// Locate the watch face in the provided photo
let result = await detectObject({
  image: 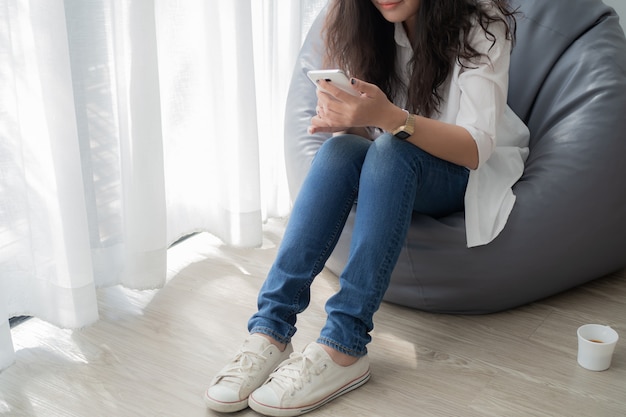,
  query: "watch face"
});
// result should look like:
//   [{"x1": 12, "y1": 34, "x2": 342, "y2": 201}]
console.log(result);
[{"x1": 394, "y1": 130, "x2": 411, "y2": 140}]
